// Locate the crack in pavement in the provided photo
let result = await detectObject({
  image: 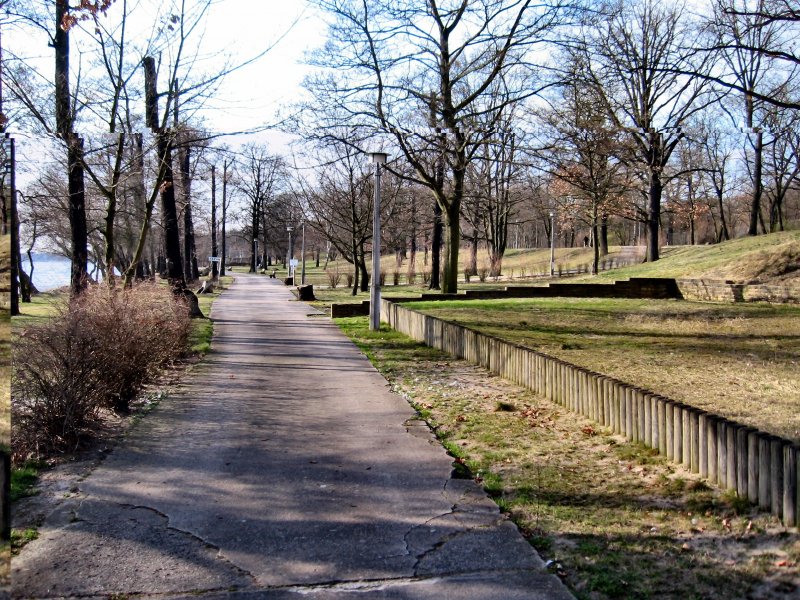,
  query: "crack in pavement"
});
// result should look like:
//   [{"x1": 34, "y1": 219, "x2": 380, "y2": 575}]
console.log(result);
[
  {"x1": 114, "y1": 502, "x2": 259, "y2": 586},
  {"x1": 12, "y1": 496, "x2": 256, "y2": 599}
]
